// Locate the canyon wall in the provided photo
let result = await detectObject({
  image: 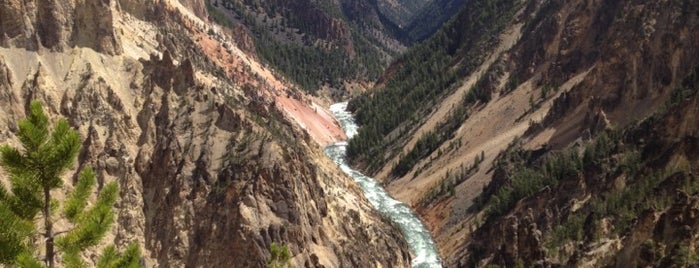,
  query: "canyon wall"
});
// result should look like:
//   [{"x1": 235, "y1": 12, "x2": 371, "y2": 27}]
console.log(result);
[{"x1": 0, "y1": 0, "x2": 411, "y2": 266}]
